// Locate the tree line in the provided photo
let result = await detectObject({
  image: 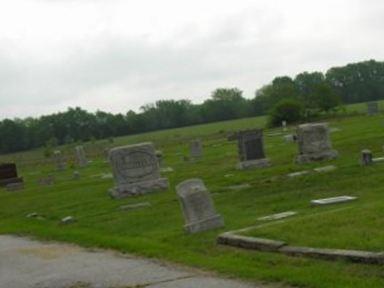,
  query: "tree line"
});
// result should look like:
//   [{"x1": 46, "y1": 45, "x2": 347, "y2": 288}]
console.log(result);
[{"x1": 1, "y1": 59, "x2": 383, "y2": 154}]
